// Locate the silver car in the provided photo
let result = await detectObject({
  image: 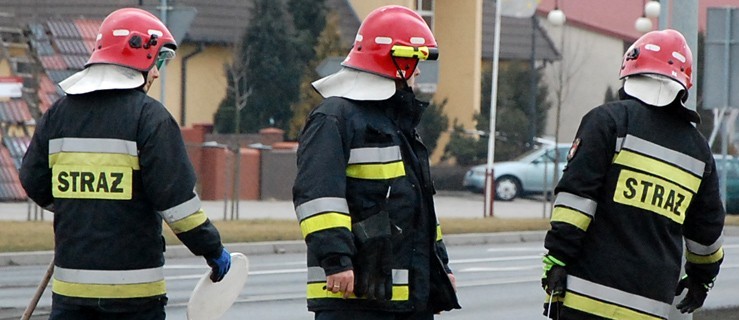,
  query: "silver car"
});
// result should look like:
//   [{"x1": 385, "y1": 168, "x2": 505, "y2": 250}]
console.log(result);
[{"x1": 462, "y1": 143, "x2": 571, "y2": 201}]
